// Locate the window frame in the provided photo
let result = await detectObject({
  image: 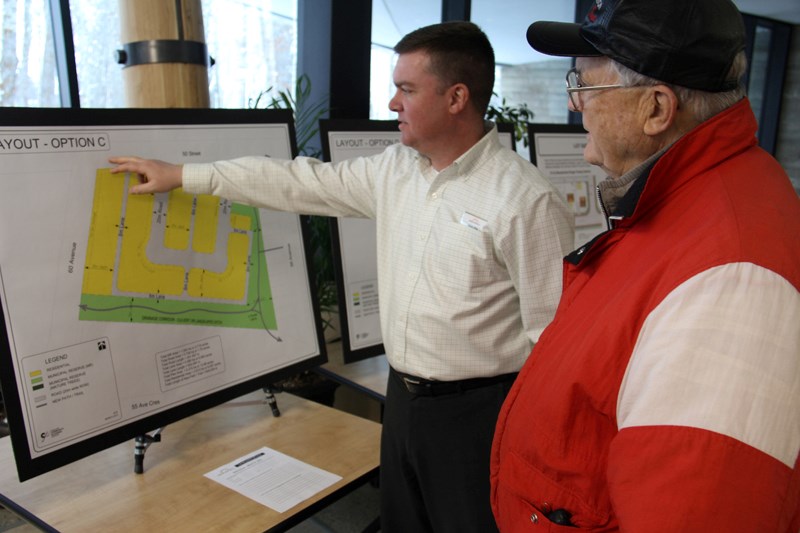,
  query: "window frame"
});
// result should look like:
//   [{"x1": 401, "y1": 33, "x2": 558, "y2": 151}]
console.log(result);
[{"x1": 28, "y1": 0, "x2": 797, "y2": 156}]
